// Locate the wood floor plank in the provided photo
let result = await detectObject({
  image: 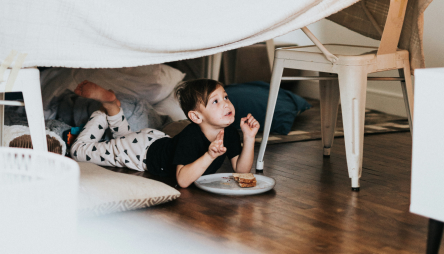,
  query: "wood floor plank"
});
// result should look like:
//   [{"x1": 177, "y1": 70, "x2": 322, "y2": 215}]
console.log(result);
[{"x1": 103, "y1": 132, "x2": 441, "y2": 253}]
